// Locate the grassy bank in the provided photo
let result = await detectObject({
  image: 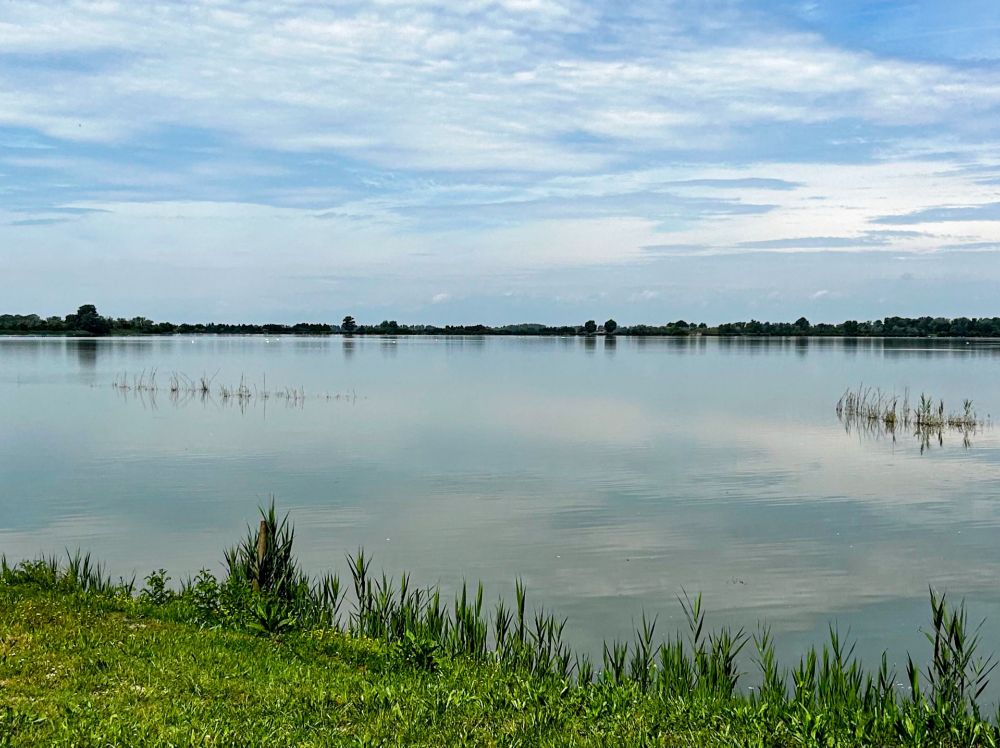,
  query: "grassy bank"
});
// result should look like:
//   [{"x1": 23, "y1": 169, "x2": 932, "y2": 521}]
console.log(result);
[
  {"x1": 3, "y1": 585, "x2": 653, "y2": 746},
  {"x1": 2, "y1": 507, "x2": 999, "y2": 746}
]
